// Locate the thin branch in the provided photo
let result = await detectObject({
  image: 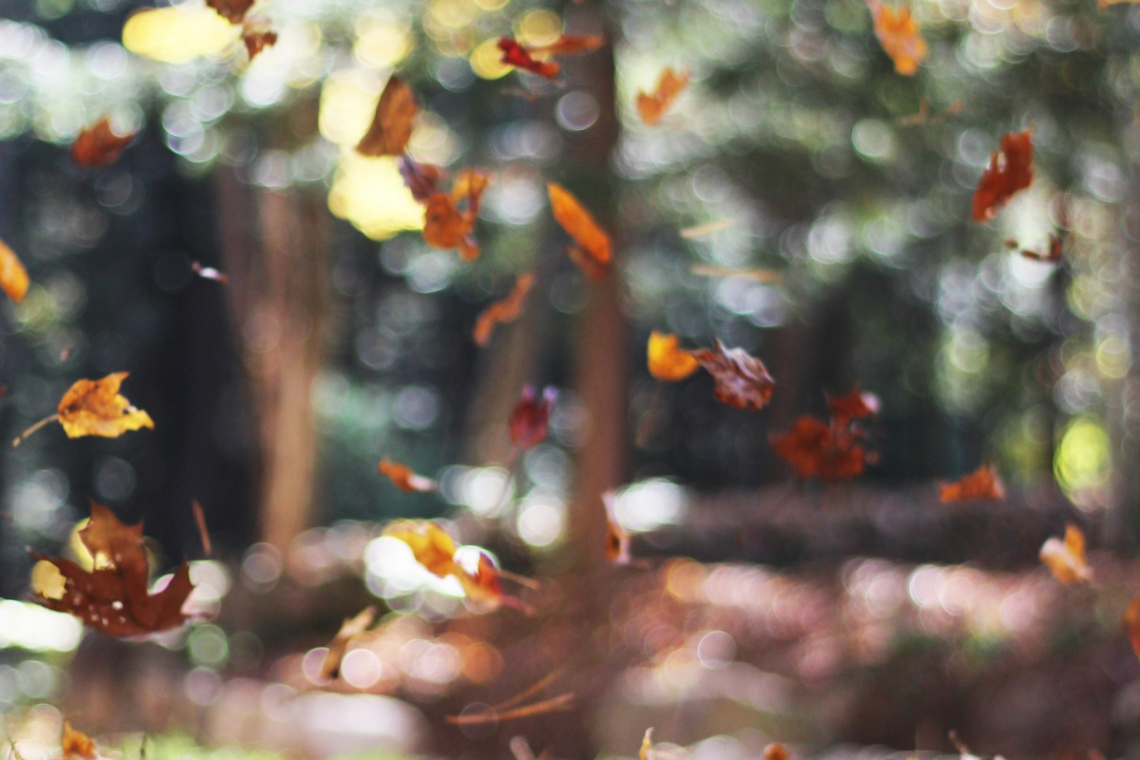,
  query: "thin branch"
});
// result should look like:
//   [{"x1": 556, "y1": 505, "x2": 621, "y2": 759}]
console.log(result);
[
  {"x1": 445, "y1": 693, "x2": 575, "y2": 725},
  {"x1": 491, "y1": 670, "x2": 565, "y2": 712},
  {"x1": 12, "y1": 414, "x2": 59, "y2": 447}
]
